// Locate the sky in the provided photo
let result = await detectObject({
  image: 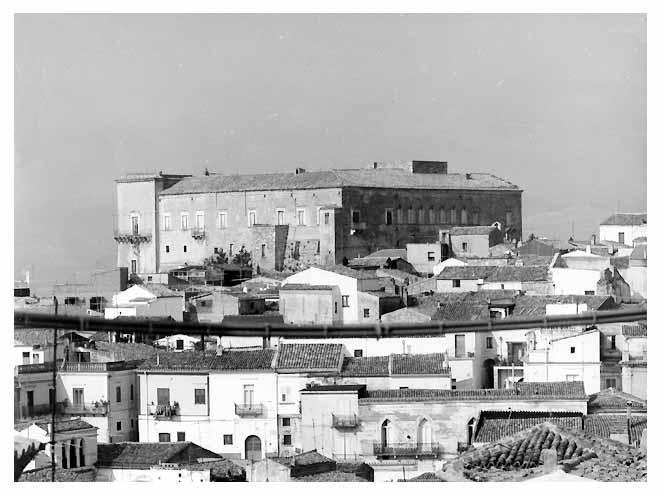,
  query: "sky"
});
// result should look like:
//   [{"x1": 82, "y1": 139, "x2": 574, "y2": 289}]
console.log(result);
[{"x1": 14, "y1": 14, "x2": 646, "y2": 294}]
